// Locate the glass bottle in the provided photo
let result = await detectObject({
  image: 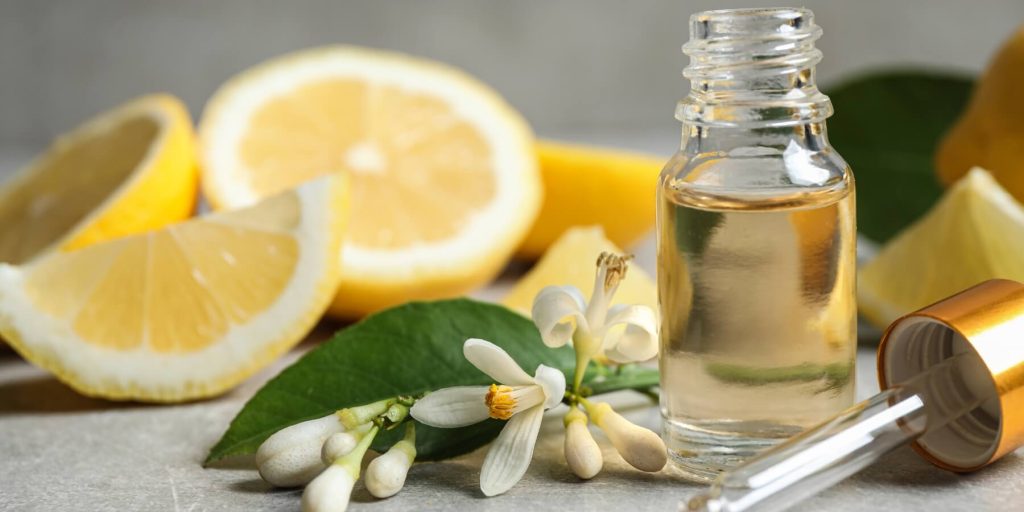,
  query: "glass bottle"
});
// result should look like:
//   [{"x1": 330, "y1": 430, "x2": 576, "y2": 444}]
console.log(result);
[{"x1": 657, "y1": 7, "x2": 857, "y2": 481}]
